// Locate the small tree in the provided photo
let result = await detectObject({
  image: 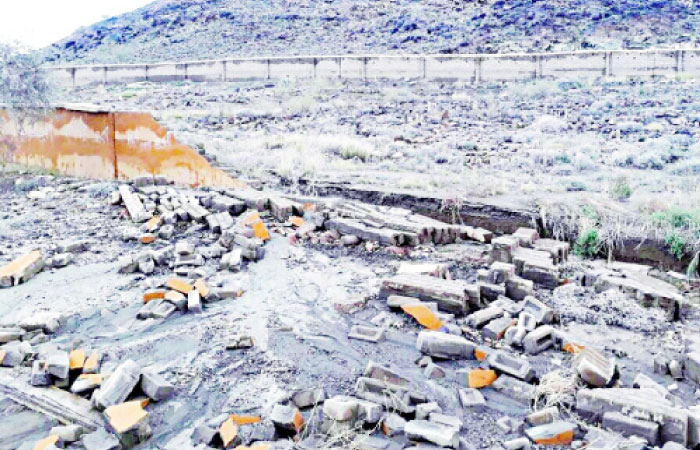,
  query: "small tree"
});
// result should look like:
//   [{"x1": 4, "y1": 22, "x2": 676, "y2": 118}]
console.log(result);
[{"x1": 0, "y1": 43, "x2": 52, "y2": 166}]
